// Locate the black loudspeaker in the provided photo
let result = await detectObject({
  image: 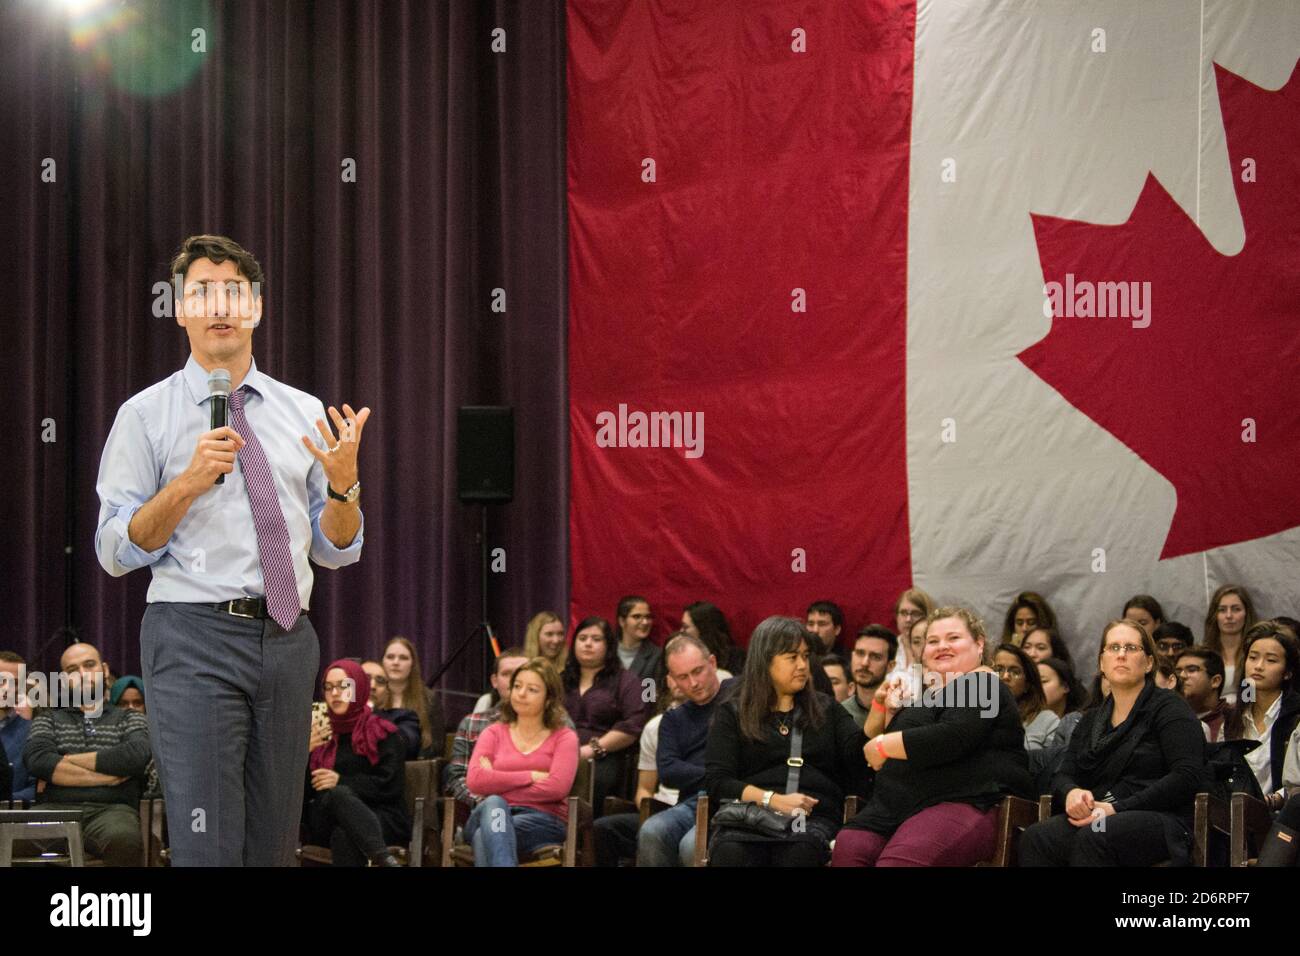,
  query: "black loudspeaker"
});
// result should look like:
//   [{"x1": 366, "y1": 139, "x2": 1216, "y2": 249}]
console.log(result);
[{"x1": 457, "y1": 406, "x2": 514, "y2": 503}]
